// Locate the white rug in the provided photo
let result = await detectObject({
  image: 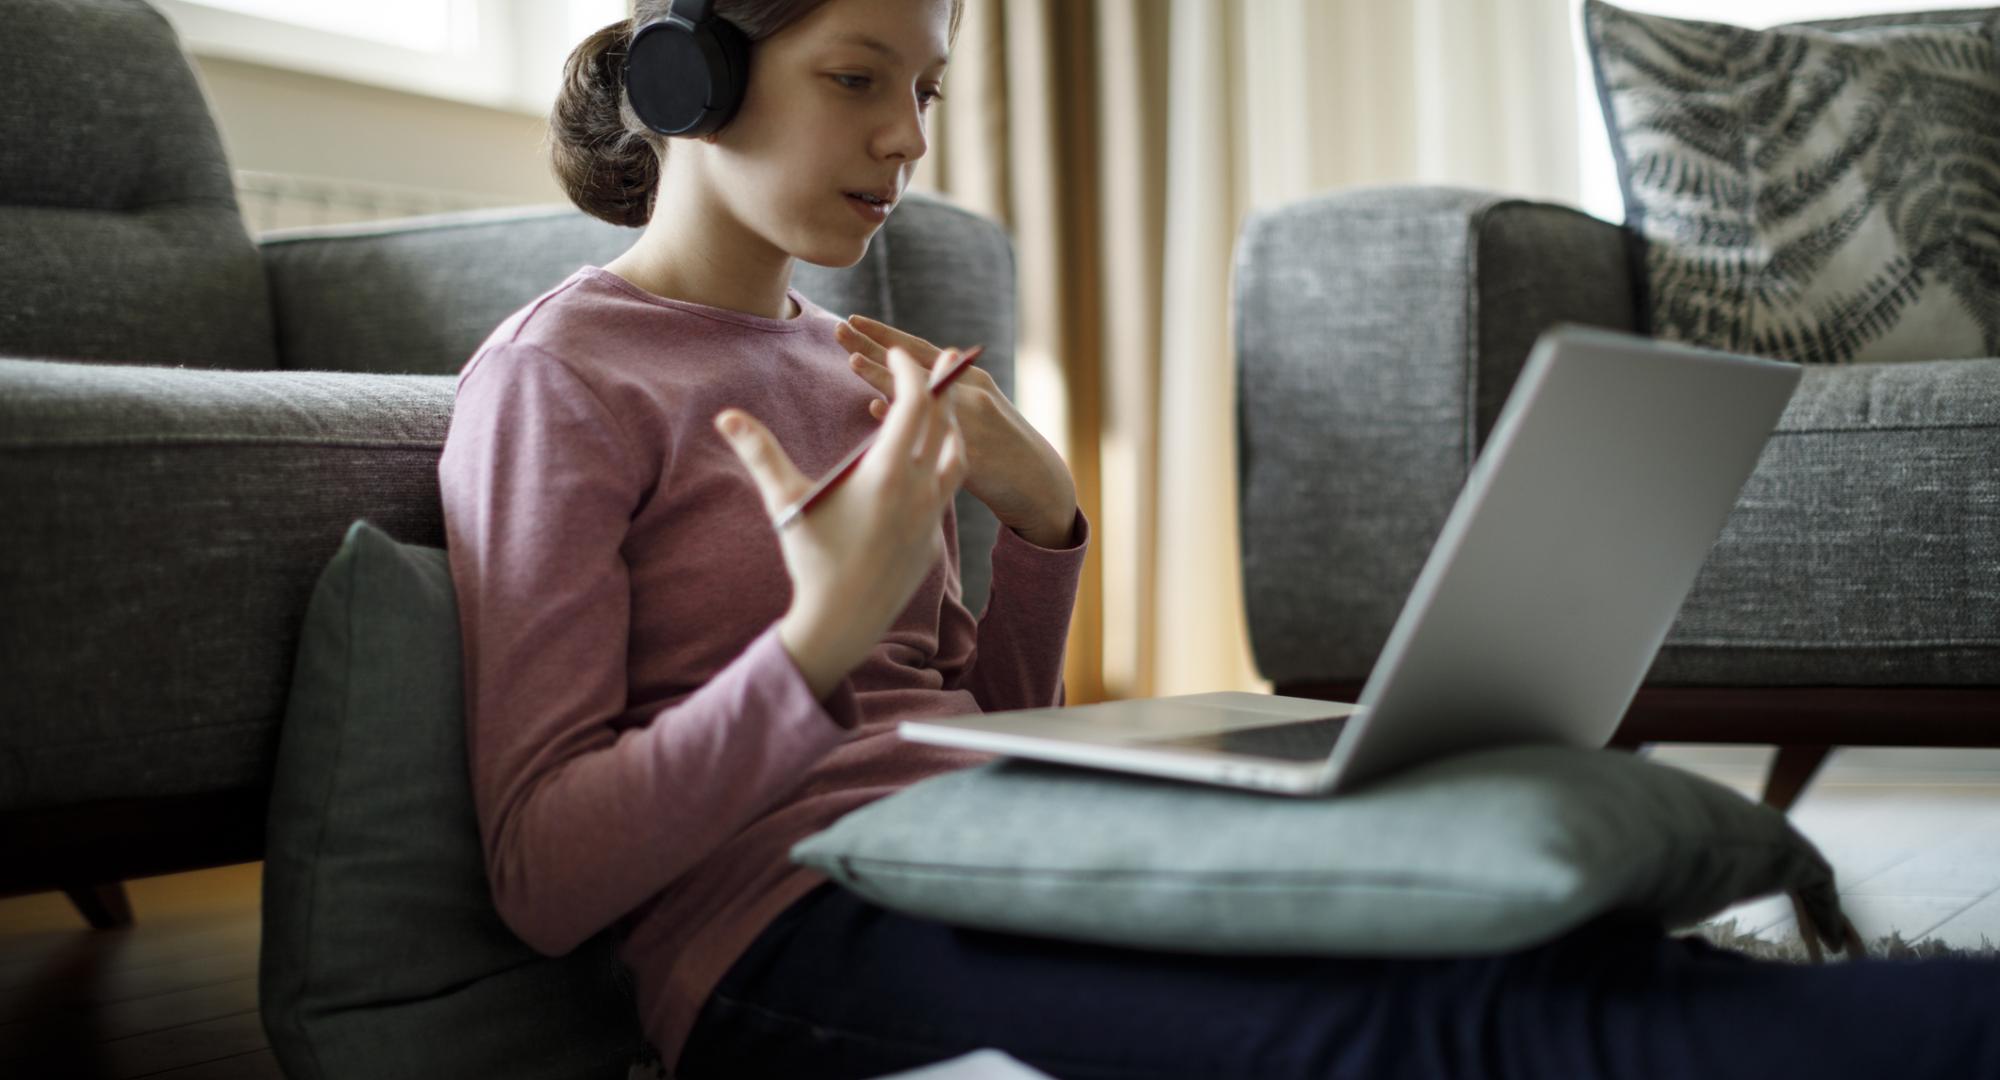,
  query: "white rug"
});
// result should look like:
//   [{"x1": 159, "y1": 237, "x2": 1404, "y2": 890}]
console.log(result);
[{"x1": 1684, "y1": 917, "x2": 1999, "y2": 963}]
